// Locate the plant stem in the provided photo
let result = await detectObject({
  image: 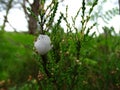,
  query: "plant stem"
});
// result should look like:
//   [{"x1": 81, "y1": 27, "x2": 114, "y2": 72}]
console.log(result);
[{"x1": 41, "y1": 54, "x2": 51, "y2": 78}]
